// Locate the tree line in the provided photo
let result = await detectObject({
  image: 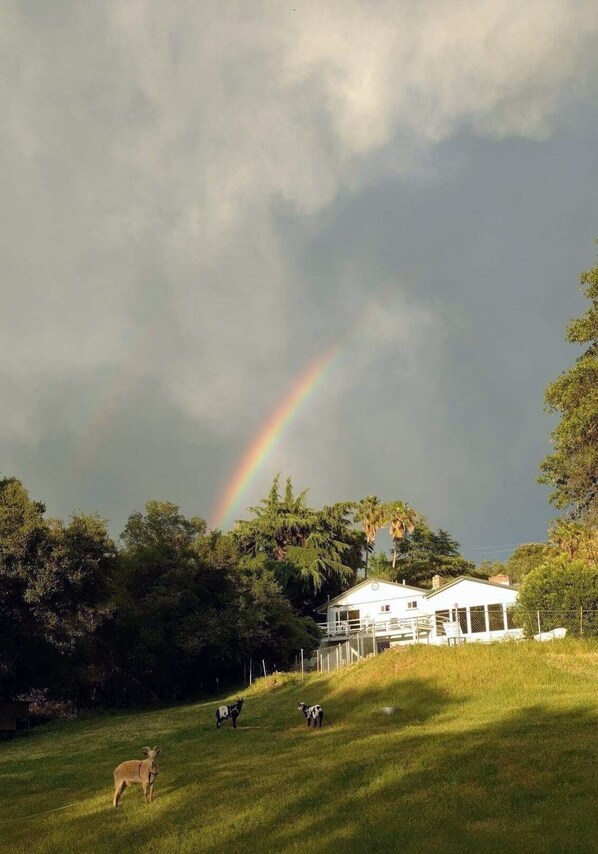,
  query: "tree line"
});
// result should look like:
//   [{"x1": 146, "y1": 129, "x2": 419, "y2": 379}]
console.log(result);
[{"x1": 0, "y1": 473, "x2": 476, "y2": 710}]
